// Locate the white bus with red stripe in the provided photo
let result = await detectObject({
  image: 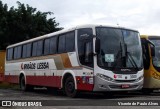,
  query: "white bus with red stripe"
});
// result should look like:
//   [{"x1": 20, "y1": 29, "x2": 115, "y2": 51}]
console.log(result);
[{"x1": 5, "y1": 24, "x2": 144, "y2": 97}]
